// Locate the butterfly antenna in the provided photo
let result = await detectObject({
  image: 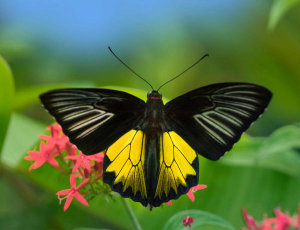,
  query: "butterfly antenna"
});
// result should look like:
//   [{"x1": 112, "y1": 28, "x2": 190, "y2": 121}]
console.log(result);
[
  {"x1": 108, "y1": 47, "x2": 154, "y2": 90},
  {"x1": 157, "y1": 54, "x2": 209, "y2": 91}
]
